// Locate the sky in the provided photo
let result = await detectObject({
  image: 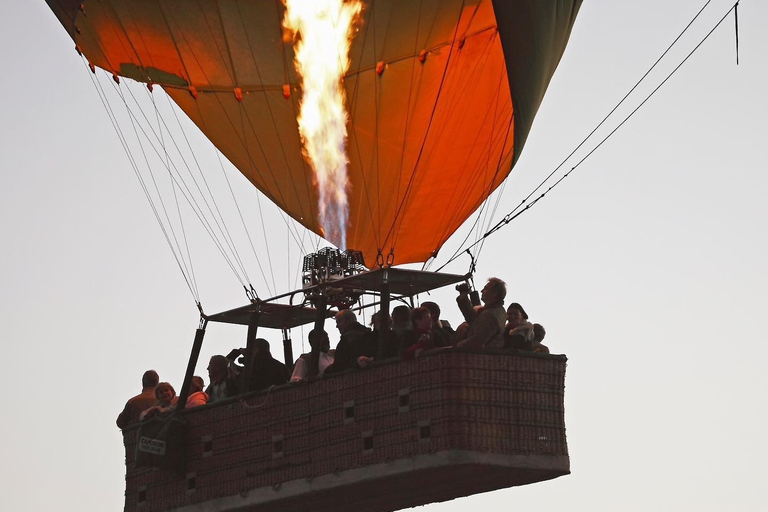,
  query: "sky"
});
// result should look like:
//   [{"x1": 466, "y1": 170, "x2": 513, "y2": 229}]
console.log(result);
[{"x1": 2, "y1": 1, "x2": 767, "y2": 511}]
